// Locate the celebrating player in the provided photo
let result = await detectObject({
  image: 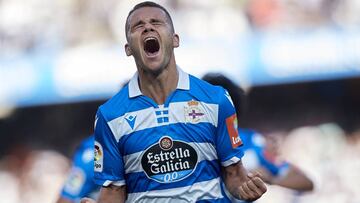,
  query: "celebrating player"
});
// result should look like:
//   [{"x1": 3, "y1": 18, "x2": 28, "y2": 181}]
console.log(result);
[{"x1": 81, "y1": 1, "x2": 266, "y2": 203}]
